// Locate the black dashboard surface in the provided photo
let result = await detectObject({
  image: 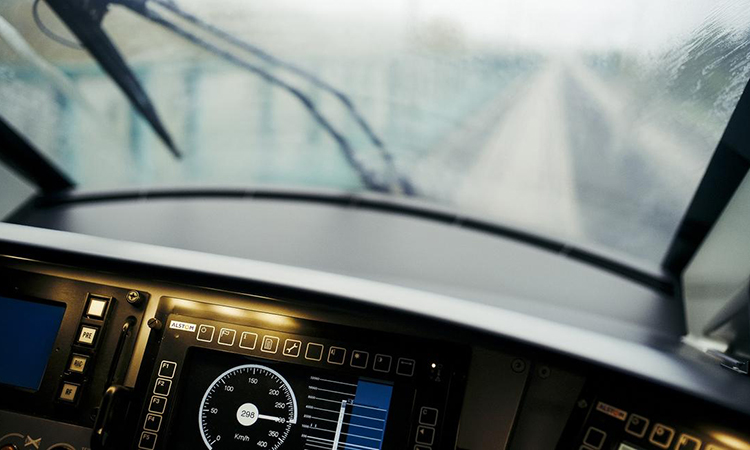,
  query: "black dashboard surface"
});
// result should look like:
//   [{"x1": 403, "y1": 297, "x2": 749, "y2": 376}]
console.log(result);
[{"x1": 11, "y1": 194, "x2": 683, "y2": 344}]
